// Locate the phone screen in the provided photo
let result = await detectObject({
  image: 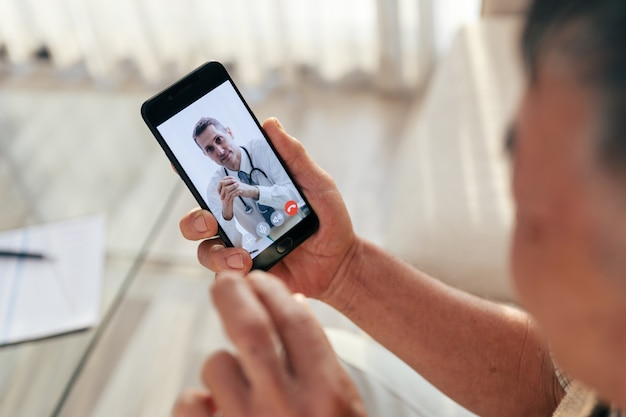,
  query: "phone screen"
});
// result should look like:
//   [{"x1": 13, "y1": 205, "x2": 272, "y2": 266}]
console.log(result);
[{"x1": 147, "y1": 74, "x2": 316, "y2": 264}]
